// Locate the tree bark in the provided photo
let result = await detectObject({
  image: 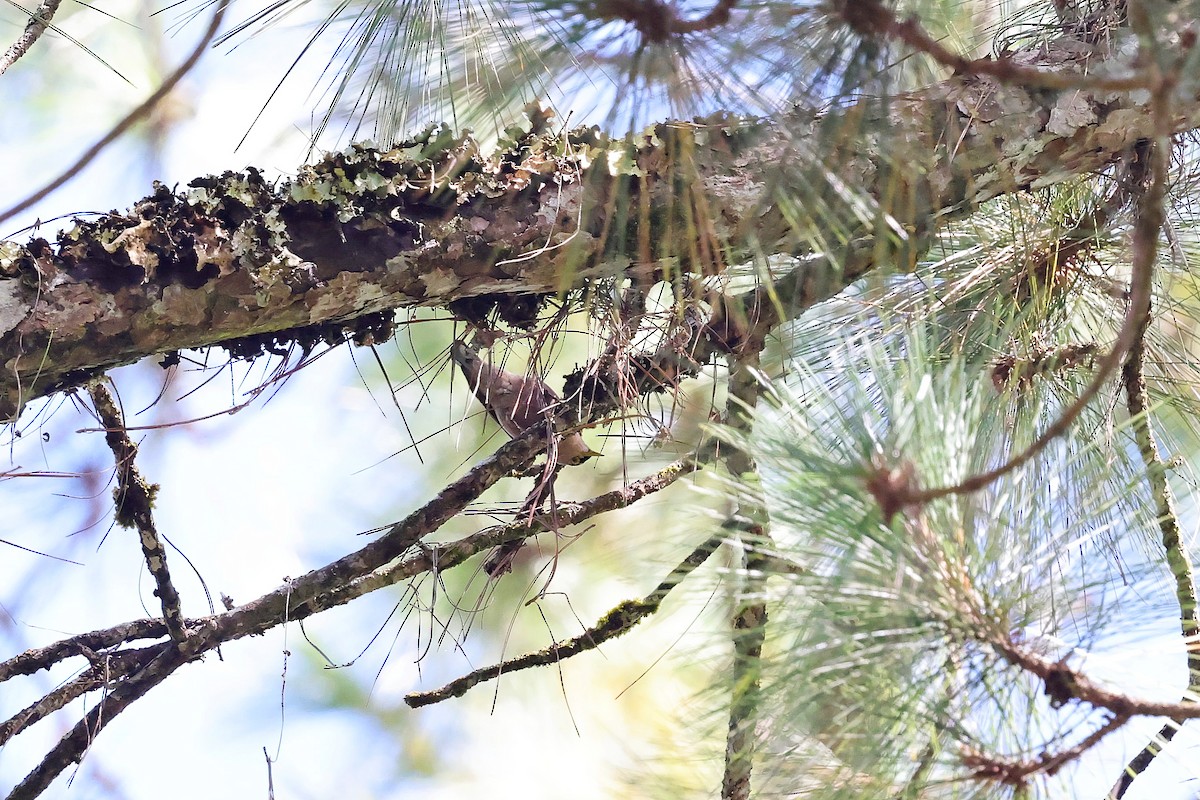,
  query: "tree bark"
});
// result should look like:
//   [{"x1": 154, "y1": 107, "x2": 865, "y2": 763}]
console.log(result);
[{"x1": 0, "y1": 34, "x2": 1182, "y2": 417}]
